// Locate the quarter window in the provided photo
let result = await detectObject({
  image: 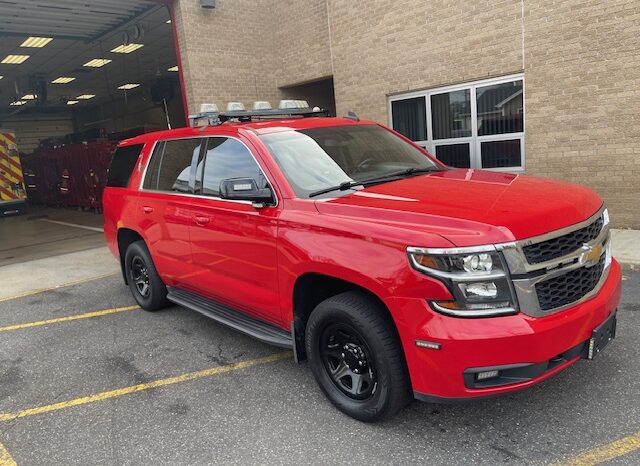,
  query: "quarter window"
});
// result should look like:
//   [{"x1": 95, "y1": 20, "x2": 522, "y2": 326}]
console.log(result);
[
  {"x1": 389, "y1": 75, "x2": 524, "y2": 171},
  {"x1": 107, "y1": 144, "x2": 143, "y2": 188},
  {"x1": 198, "y1": 137, "x2": 265, "y2": 197},
  {"x1": 143, "y1": 139, "x2": 203, "y2": 192}
]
